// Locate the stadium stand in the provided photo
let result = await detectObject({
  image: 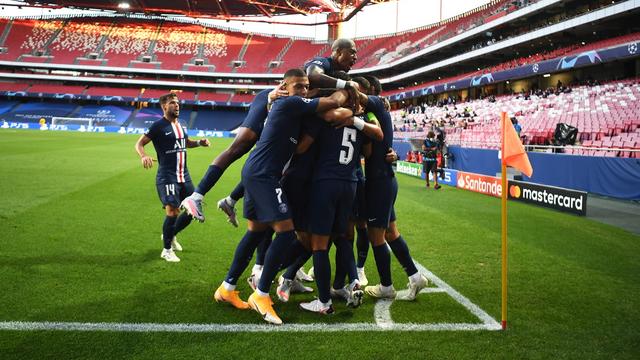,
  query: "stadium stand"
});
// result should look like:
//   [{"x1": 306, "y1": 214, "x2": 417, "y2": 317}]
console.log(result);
[
  {"x1": 276, "y1": 39, "x2": 326, "y2": 71},
  {"x1": 191, "y1": 109, "x2": 245, "y2": 130},
  {"x1": 237, "y1": 35, "x2": 289, "y2": 73},
  {"x1": 85, "y1": 86, "x2": 141, "y2": 98},
  {"x1": 197, "y1": 91, "x2": 232, "y2": 103},
  {"x1": 393, "y1": 79, "x2": 640, "y2": 158}
]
